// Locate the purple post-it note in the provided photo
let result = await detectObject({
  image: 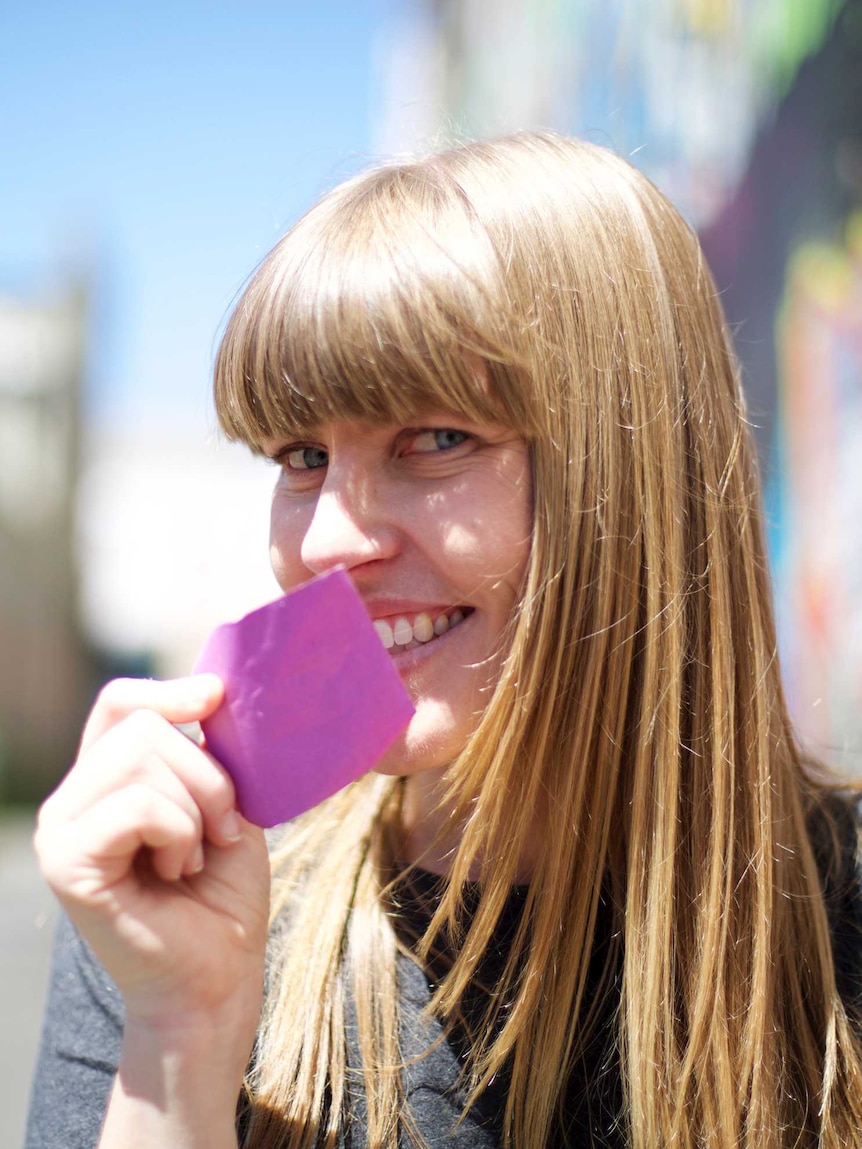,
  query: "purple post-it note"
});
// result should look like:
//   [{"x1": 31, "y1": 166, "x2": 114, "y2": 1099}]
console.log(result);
[{"x1": 193, "y1": 568, "x2": 414, "y2": 828}]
